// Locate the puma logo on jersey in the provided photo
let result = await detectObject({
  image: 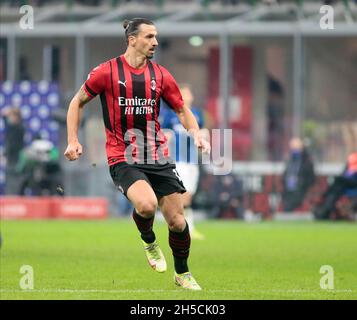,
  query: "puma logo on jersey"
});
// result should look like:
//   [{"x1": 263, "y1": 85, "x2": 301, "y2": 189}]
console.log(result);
[{"x1": 118, "y1": 80, "x2": 127, "y2": 87}]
